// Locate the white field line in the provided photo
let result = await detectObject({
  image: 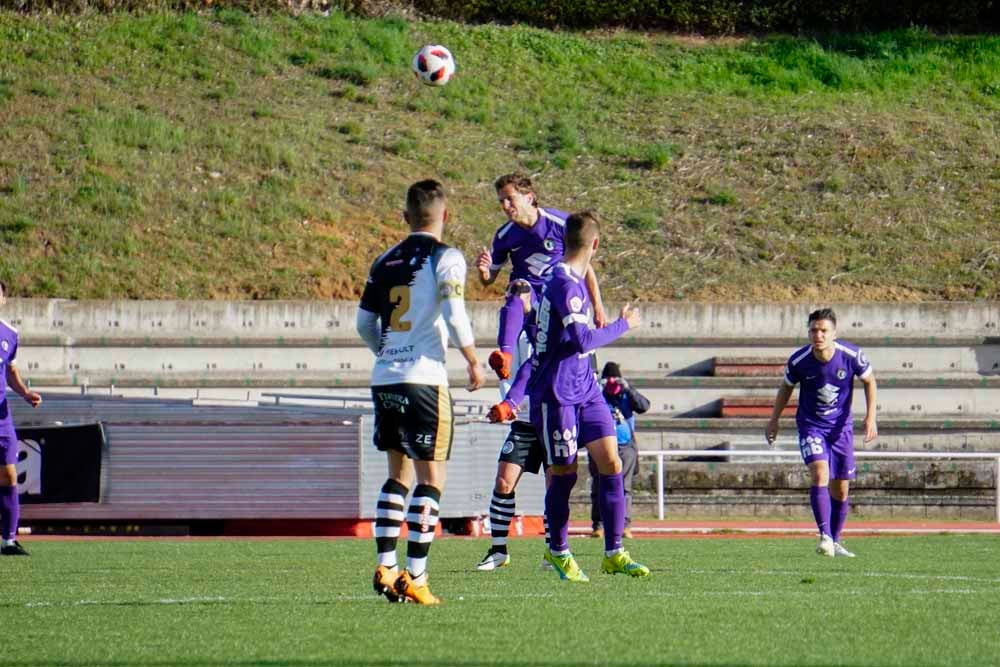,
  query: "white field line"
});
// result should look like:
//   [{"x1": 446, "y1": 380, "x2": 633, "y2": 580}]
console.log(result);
[
  {"x1": 682, "y1": 568, "x2": 1000, "y2": 584},
  {"x1": 17, "y1": 584, "x2": 998, "y2": 608},
  {"x1": 569, "y1": 527, "x2": 1000, "y2": 535}
]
